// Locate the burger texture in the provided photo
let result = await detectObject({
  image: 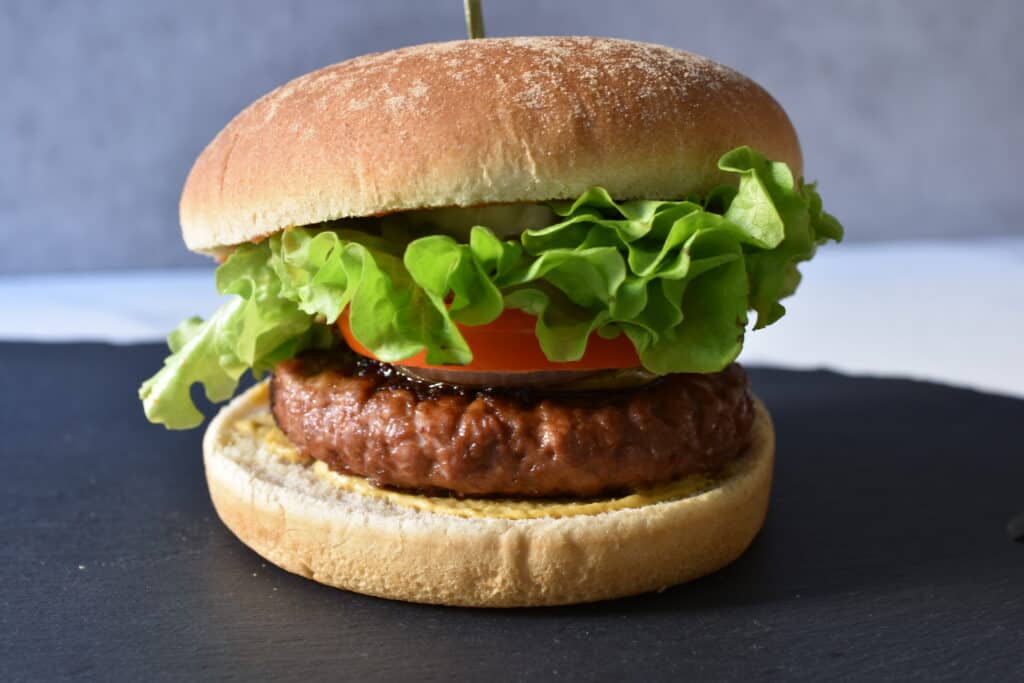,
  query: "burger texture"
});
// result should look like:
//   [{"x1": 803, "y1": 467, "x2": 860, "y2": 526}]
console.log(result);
[{"x1": 140, "y1": 37, "x2": 842, "y2": 606}]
